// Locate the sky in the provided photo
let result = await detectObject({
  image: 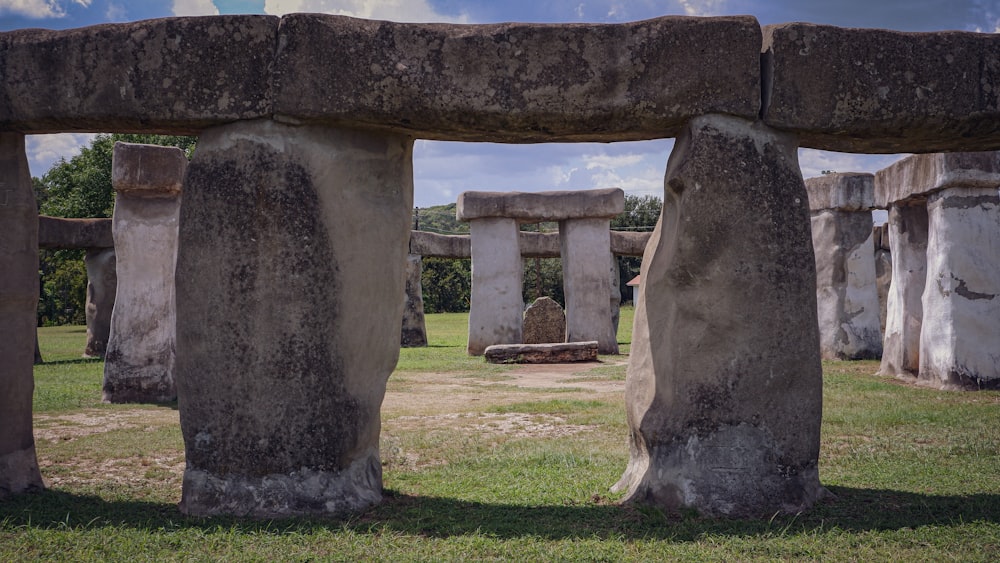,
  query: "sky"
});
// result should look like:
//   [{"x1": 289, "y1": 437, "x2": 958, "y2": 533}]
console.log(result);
[{"x1": 2, "y1": 0, "x2": 998, "y2": 209}]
